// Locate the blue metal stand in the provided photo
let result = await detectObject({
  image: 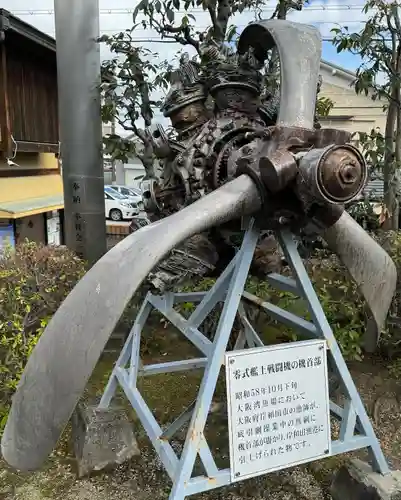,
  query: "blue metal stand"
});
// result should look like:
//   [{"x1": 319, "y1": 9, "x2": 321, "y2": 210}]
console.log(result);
[{"x1": 99, "y1": 218, "x2": 389, "y2": 499}]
